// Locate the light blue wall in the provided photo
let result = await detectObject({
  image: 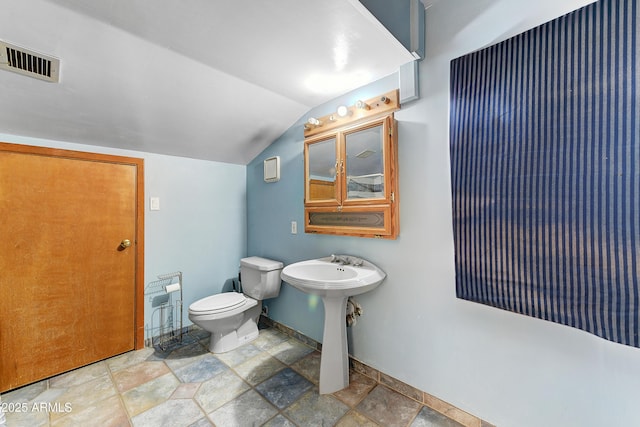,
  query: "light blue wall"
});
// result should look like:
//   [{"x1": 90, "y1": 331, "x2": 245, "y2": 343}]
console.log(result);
[
  {"x1": 0, "y1": 133, "x2": 247, "y2": 331},
  {"x1": 143, "y1": 152, "x2": 247, "y2": 328},
  {"x1": 247, "y1": 1, "x2": 640, "y2": 426}
]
